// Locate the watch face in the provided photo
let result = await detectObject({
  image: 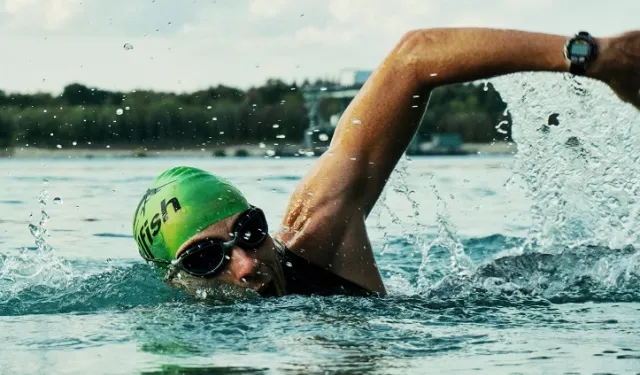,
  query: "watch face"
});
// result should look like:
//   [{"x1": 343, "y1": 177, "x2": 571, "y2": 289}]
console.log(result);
[{"x1": 570, "y1": 42, "x2": 590, "y2": 57}]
